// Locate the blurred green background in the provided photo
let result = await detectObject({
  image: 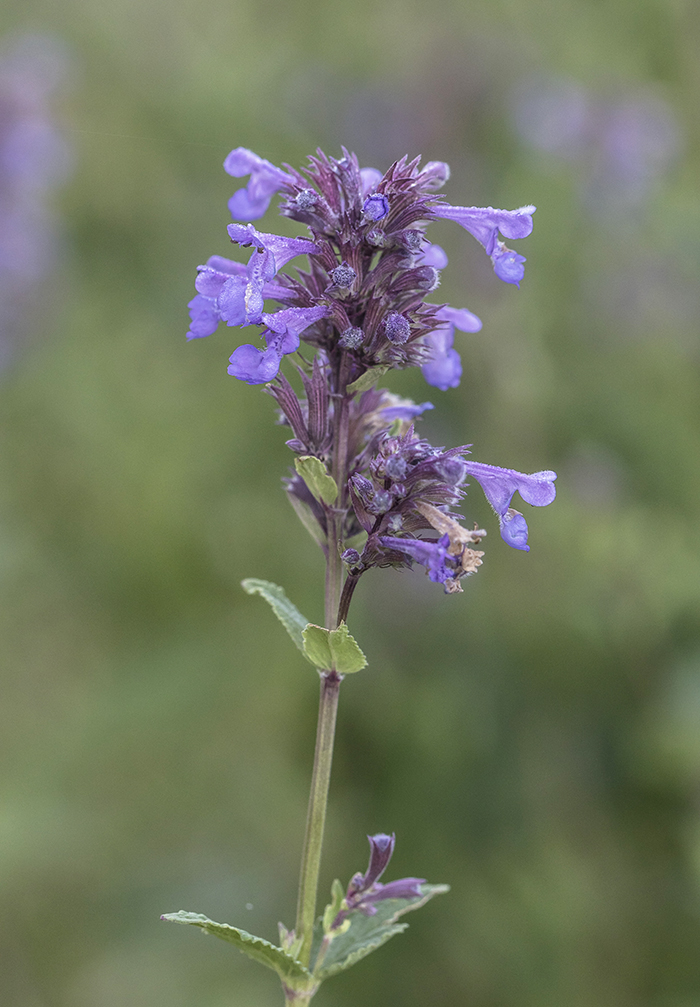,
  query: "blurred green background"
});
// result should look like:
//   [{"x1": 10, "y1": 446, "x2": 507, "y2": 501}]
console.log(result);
[{"x1": 2, "y1": 0, "x2": 700, "y2": 1004}]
